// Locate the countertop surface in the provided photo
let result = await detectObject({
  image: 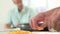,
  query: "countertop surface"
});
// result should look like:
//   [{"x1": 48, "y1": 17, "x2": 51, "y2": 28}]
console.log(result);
[
  {"x1": 0, "y1": 31, "x2": 60, "y2": 34},
  {"x1": 0, "y1": 28, "x2": 59, "y2": 34}
]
